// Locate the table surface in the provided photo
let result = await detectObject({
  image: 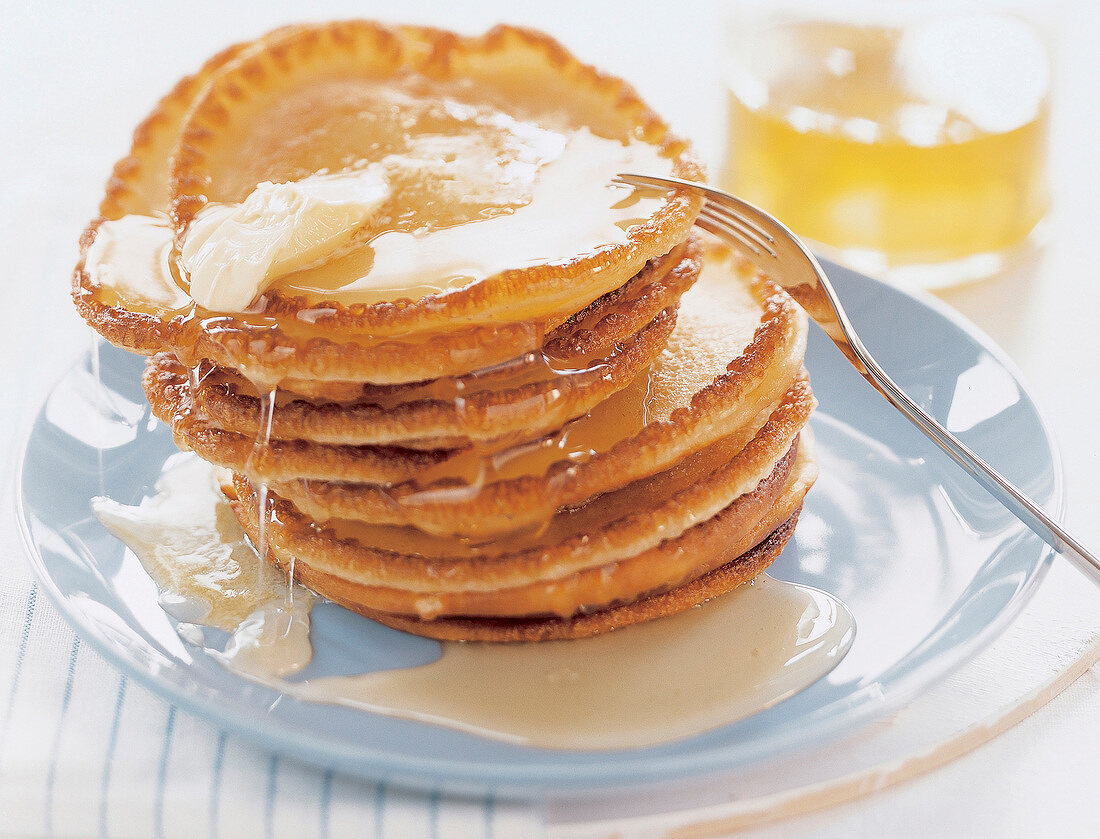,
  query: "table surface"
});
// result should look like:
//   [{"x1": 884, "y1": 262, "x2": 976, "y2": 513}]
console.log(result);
[{"x1": 2, "y1": 2, "x2": 1098, "y2": 837}]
